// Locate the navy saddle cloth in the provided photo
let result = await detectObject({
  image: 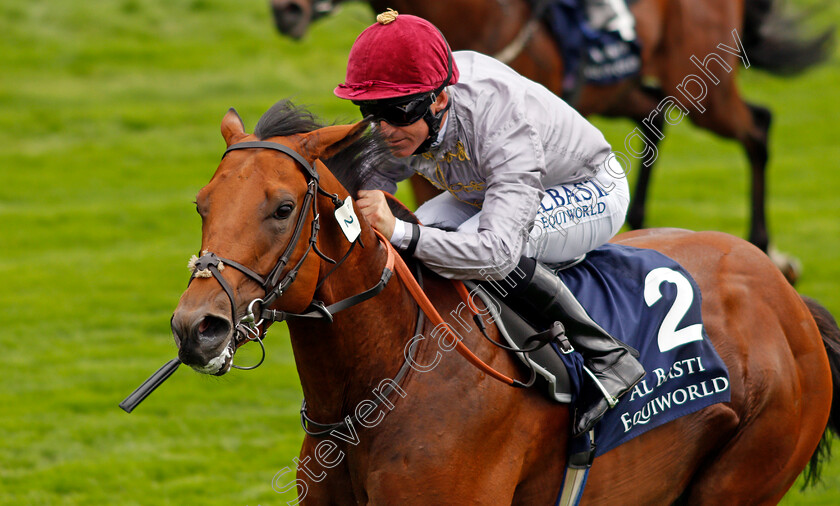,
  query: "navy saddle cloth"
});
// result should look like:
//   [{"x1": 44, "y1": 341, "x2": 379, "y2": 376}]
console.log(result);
[
  {"x1": 541, "y1": 0, "x2": 641, "y2": 91},
  {"x1": 492, "y1": 243, "x2": 731, "y2": 456}
]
